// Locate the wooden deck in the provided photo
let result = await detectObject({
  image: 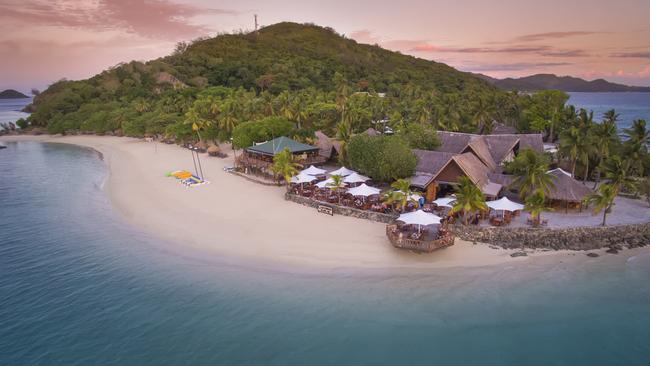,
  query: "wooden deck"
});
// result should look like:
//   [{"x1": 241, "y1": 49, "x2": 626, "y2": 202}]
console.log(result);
[{"x1": 385, "y1": 225, "x2": 455, "y2": 253}]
